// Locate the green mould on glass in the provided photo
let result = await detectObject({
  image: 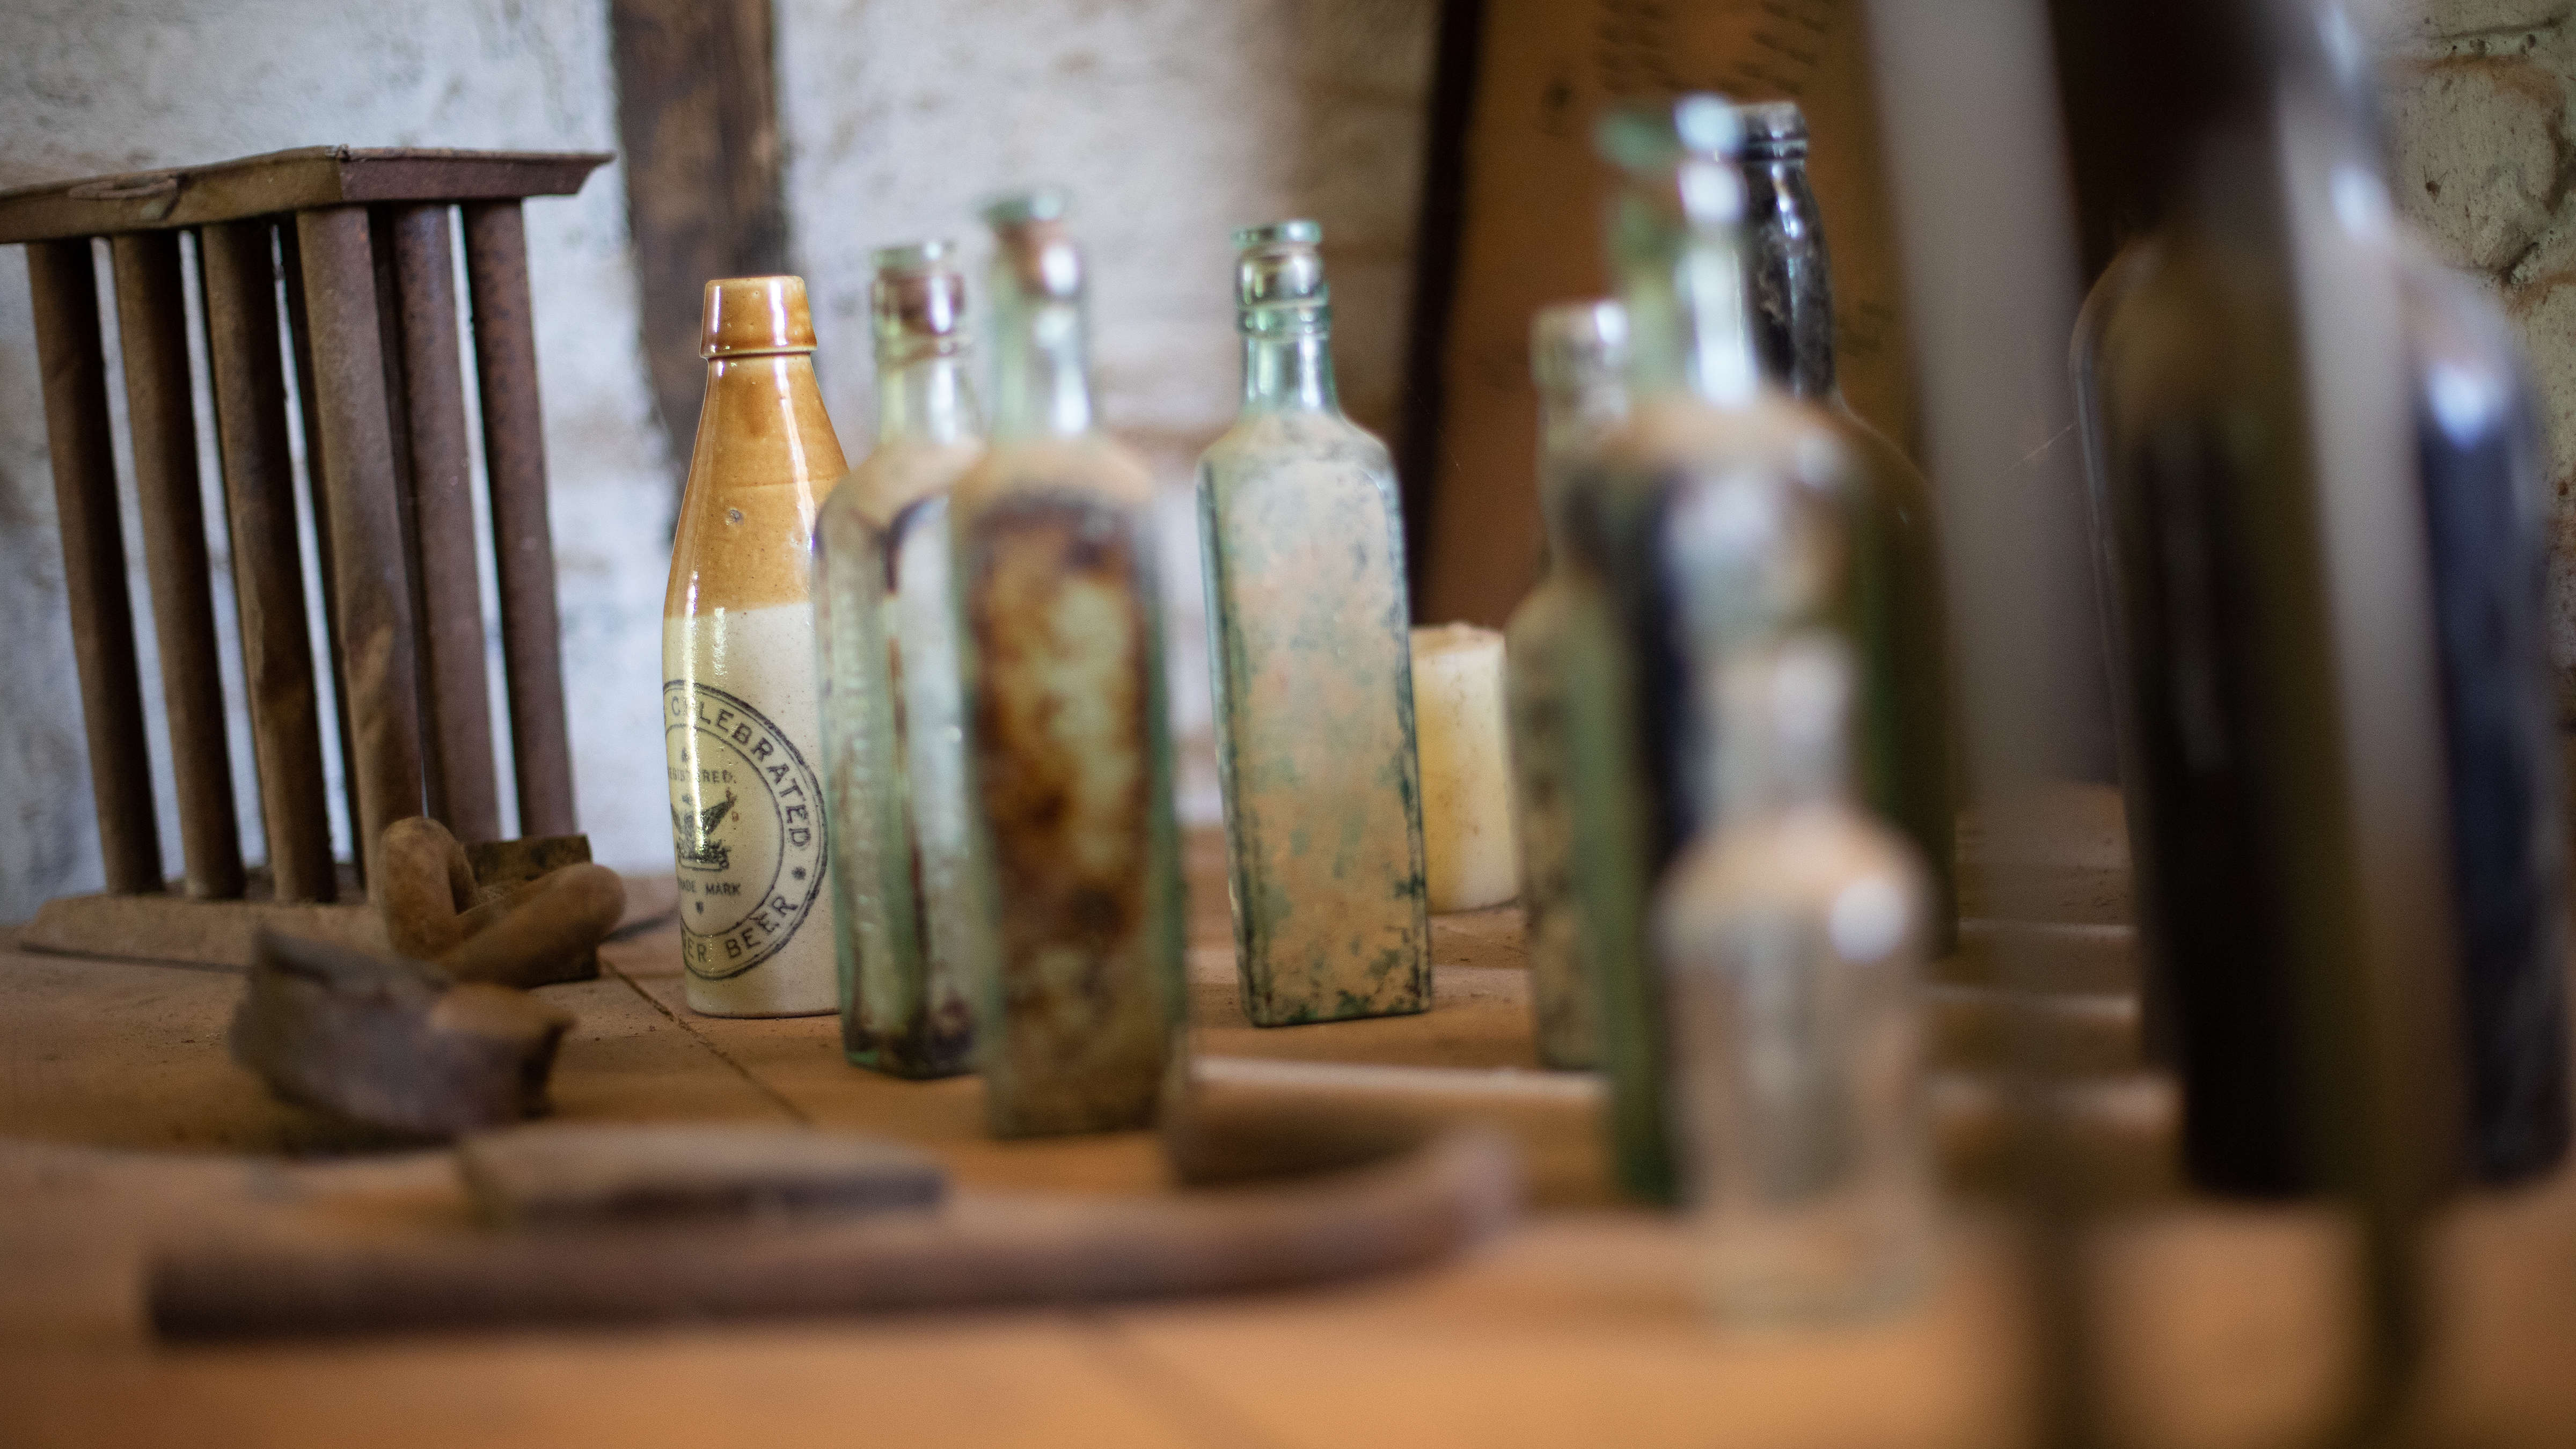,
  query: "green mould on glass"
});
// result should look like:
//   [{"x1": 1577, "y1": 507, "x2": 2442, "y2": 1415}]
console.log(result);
[
  {"x1": 1563, "y1": 96, "x2": 1861, "y2": 1204},
  {"x1": 814, "y1": 240, "x2": 989, "y2": 1079},
  {"x1": 1197, "y1": 220, "x2": 1430, "y2": 1029},
  {"x1": 952, "y1": 190, "x2": 1185, "y2": 1138},
  {"x1": 1509, "y1": 299, "x2": 1631, "y2": 1070}
]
